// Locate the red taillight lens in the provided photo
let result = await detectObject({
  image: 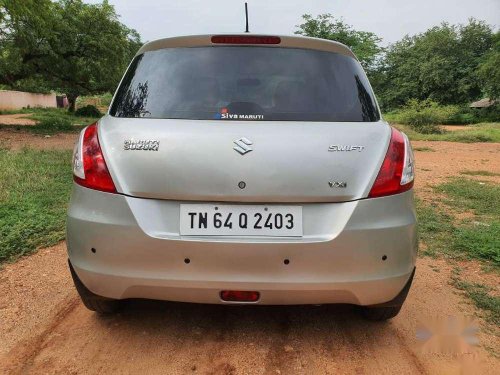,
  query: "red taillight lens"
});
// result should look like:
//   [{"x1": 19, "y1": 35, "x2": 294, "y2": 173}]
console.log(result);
[
  {"x1": 368, "y1": 127, "x2": 413, "y2": 198},
  {"x1": 220, "y1": 290, "x2": 260, "y2": 302},
  {"x1": 211, "y1": 35, "x2": 281, "y2": 44},
  {"x1": 74, "y1": 123, "x2": 116, "y2": 193}
]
